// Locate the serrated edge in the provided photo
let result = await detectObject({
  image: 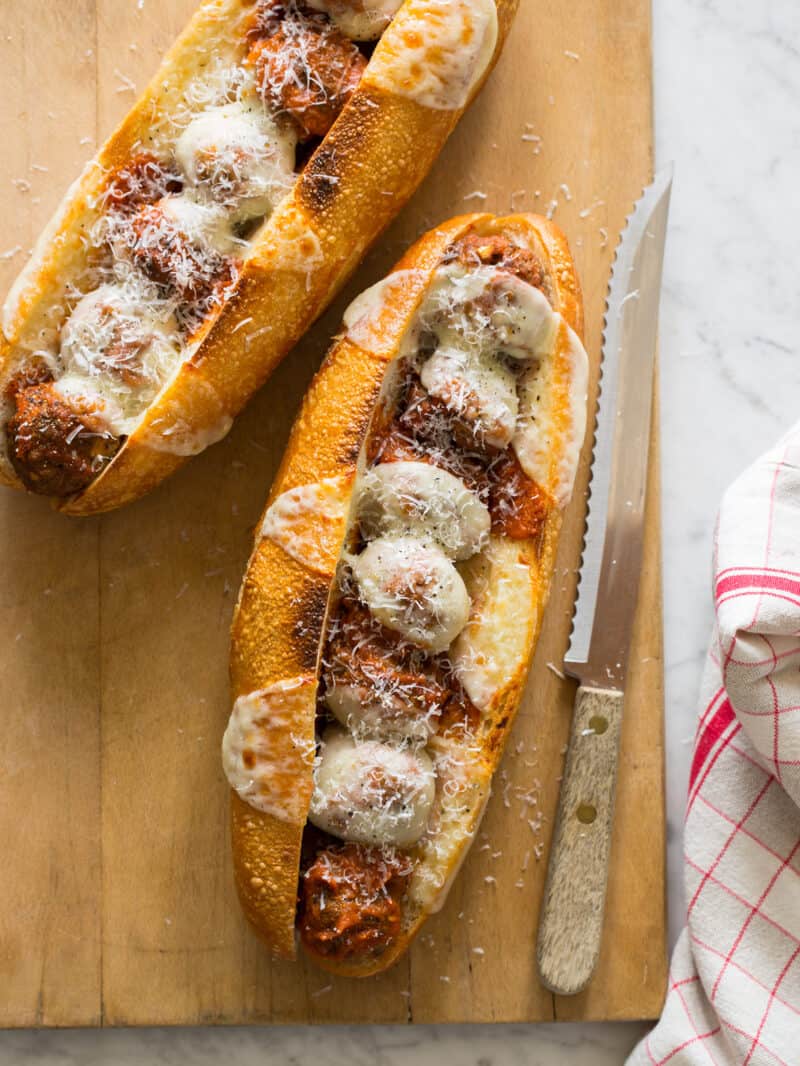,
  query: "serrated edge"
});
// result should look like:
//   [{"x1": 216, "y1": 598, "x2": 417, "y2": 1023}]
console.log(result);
[{"x1": 564, "y1": 168, "x2": 673, "y2": 673}]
